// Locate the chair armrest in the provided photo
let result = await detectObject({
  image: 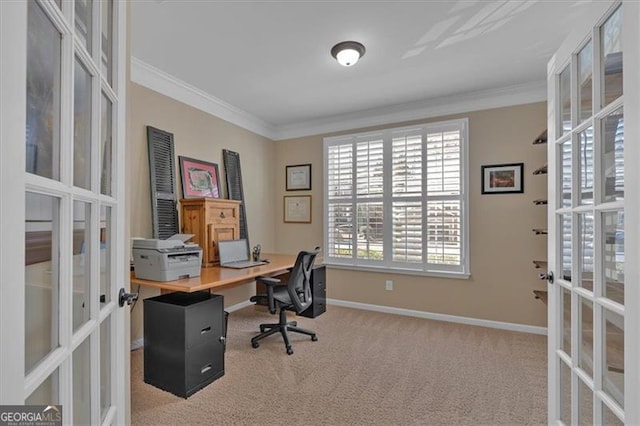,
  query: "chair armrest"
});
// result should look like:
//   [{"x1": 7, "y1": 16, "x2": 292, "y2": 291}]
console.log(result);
[{"x1": 256, "y1": 276, "x2": 281, "y2": 314}]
